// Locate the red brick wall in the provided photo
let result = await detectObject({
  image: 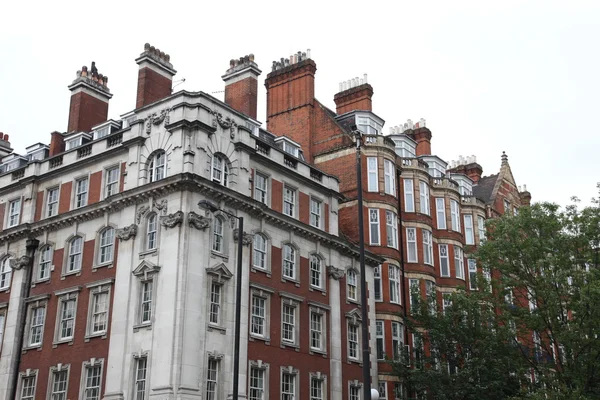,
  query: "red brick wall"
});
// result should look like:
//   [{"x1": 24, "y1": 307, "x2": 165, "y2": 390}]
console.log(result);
[
  {"x1": 225, "y1": 76, "x2": 258, "y2": 119},
  {"x1": 119, "y1": 162, "x2": 126, "y2": 193},
  {"x1": 299, "y1": 192, "x2": 309, "y2": 225},
  {"x1": 136, "y1": 67, "x2": 172, "y2": 109},
  {"x1": 271, "y1": 179, "x2": 283, "y2": 213},
  {"x1": 333, "y1": 84, "x2": 373, "y2": 114},
  {"x1": 34, "y1": 191, "x2": 43, "y2": 221},
  {"x1": 324, "y1": 203, "x2": 329, "y2": 233},
  {"x1": 67, "y1": 92, "x2": 109, "y2": 133},
  {"x1": 49, "y1": 131, "x2": 65, "y2": 157},
  {"x1": 59, "y1": 182, "x2": 72, "y2": 214},
  {"x1": 88, "y1": 171, "x2": 102, "y2": 204},
  {"x1": 0, "y1": 202, "x2": 5, "y2": 231}
]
